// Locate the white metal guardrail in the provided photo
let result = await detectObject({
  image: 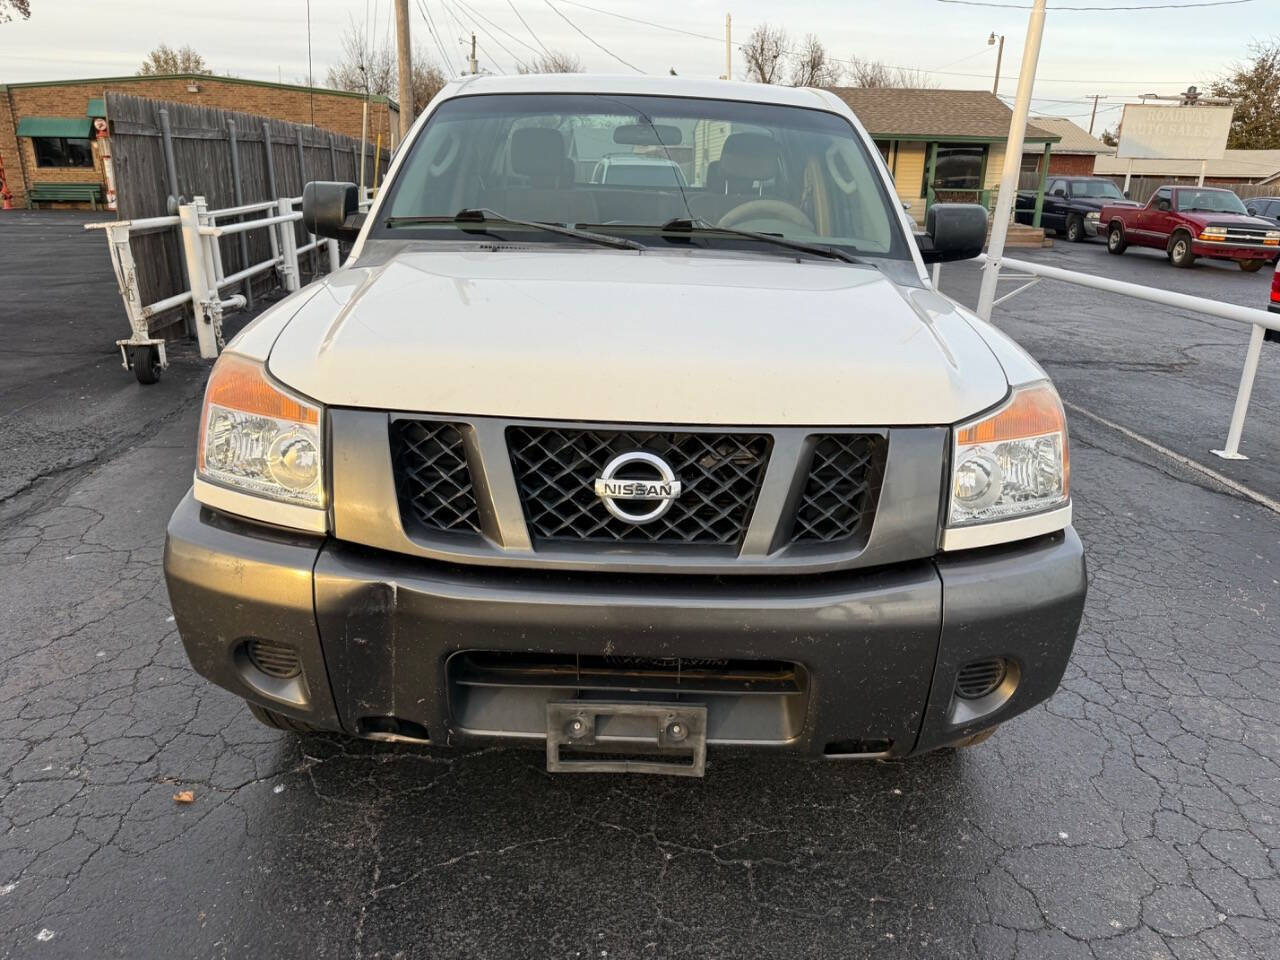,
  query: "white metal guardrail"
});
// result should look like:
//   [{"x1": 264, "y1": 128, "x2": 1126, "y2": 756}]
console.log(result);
[
  {"x1": 950, "y1": 253, "x2": 1280, "y2": 461},
  {"x1": 86, "y1": 192, "x2": 349, "y2": 383}
]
